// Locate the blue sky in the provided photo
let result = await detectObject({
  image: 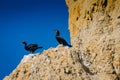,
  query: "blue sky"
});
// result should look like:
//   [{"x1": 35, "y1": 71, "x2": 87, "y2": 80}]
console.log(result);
[{"x1": 0, "y1": 0, "x2": 70, "y2": 79}]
